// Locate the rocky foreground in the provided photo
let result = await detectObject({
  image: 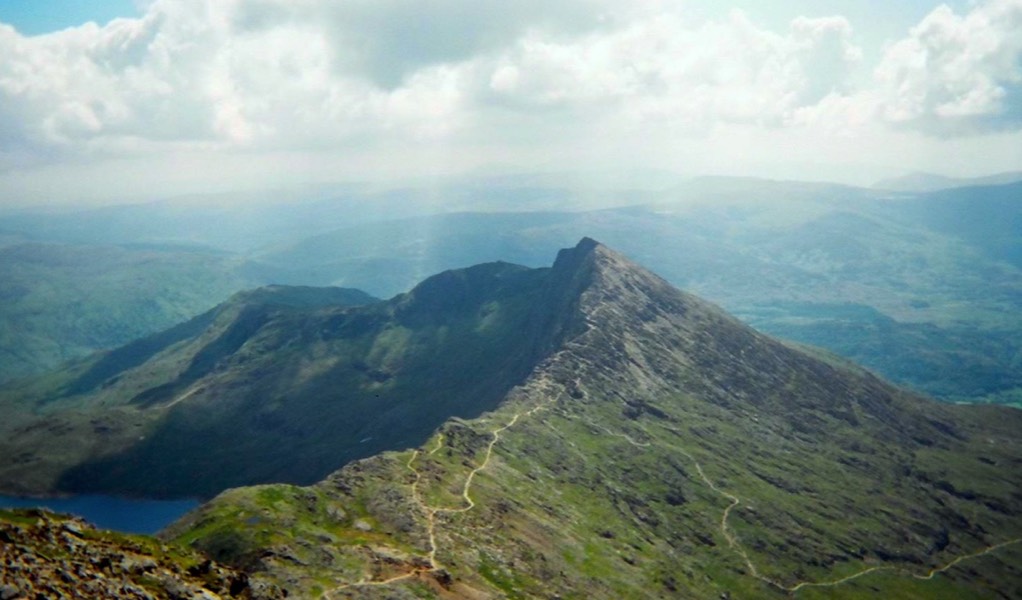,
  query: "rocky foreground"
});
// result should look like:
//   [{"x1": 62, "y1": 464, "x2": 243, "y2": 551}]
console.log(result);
[{"x1": 0, "y1": 509, "x2": 283, "y2": 600}]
